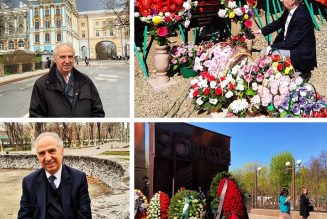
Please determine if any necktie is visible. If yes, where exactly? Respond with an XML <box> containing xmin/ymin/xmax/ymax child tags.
<box><xmin>49</xmin><ymin>175</ymin><xmax>57</xmax><ymax>190</ymax></box>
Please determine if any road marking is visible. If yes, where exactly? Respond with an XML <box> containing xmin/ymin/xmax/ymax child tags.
<box><xmin>19</xmin><ymin>83</ymin><xmax>34</xmax><ymax>90</ymax></box>
<box><xmin>93</xmin><ymin>77</ymin><xmax>119</xmax><ymax>82</ymax></box>
<box><xmin>97</xmin><ymin>74</ymin><xmax>123</xmax><ymax>79</ymax></box>
<box><xmin>89</xmin><ymin>66</ymin><xmax>101</xmax><ymax>77</ymax></box>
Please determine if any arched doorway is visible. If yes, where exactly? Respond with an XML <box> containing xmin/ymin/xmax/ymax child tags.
<box><xmin>81</xmin><ymin>46</ymin><xmax>88</xmax><ymax>58</ymax></box>
<box><xmin>95</xmin><ymin>41</ymin><xmax>117</xmax><ymax>60</ymax></box>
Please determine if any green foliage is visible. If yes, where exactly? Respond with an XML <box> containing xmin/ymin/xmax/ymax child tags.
<box><xmin>100</xmin><ymin>151</ymin><xmax>129</xmax><ymax>156</ymax></box>
<box><xmin>168</xmin><ymin>190</ymin><xmax>205</xmax><ymax>219</ymax></box>
<box><xmin>270</xmin><ymin>152</ymin><xmax>294</xmax><ymax>188</ymax></box>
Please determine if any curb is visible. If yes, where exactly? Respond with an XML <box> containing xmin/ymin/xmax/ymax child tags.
<box><xmin>0</xmin><ymin>71</ymin><xmax>48</xmax><ymax>86</ymax></box>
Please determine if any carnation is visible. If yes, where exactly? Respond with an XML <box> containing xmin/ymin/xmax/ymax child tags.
<box><xmin>209</xmin><ymin>98</ymin><xmax>218</xmax><ymax>105</ymax></box>
<box><xmin>225</xmin><ymin>90</ymin><xmax>234</xmax><ymax>98</ymax></box>
<box><xmin>229</xmin><ymin>99</ymin><xmax>249</xmax><ymax>114</ymax></box>
<box><xmin>228</xmin><ymin>1</ymin><xmax>238</xmax><ymax>9</ymax></box>
<box><xmin>233</xmin><ymin>8</ymin><xmax>243</xmax><ymax>16</ymax></box>
<box><xmin>218</xmin><ymin>9</ymin><xmax>227</xmax><ymax>18</ymax></box>
<box><xmin>196</xmin><ymin>97</ymin><xmax>204</xmax><ymax>105</ymax></box>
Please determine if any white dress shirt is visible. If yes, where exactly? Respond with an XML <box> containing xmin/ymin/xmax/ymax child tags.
<box><xmin>45</xmin><ymin>165</ymin><xmax>63</xmax><ymax>189</ymax></box>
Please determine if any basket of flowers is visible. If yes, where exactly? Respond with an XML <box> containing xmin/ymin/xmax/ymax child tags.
<box><xmin>168</xmin><ymin>189</ymin><xmax>206</xmax><ymax>219</ymax></box>
<box><xmin>149</xmin><ymin>191</ymin><xmax>170</xmax><ymax>219</ymax></box>
<box><xmin>135</xmin><ymin>189</ymin><xmax>148</xmax><ymax>219</ymax></box>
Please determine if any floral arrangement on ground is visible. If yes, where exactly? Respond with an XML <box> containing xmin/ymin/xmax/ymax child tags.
<box><xmin>168</xmin><ymin>189</ymin><xmax>206</xmax><ymax>219</ymax></box>
<box><xmin>149</xmin><ymin>191</ymin><xmax>170</xmax><ymax>219</ymax></box>
<box><xmin>135</xmin><ymin>189</ymin><xmax>148</xmax><ymax>219</ymax></box>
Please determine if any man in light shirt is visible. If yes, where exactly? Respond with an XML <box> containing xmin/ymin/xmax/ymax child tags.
<box><xmin>29</xmin><ymin>43</ymin><xmax>105</xmax><ymax>117</ymax></box>
<box><xmin>253</xmin><ymin>0</ymin><xmax>316</xmax><ymax>80</ymax></box>
<box><xmin>18</xmin><ymin>132</ymin><xmax>92</xmax><ymax>219</ymax></box>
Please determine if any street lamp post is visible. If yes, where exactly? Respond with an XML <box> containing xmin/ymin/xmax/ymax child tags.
<box><xmin>254</xmin><ymin>166</ymin><xmax>262</xmax><ymax>208</ymax></box>
<box><xmin>285</xmin><ymin>159</ymin><xmax>302</xmax><ymax>209</ymax></box>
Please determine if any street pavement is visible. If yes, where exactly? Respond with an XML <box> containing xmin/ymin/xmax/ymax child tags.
<box><xmin>0</xmin><ymin>60</ymin><xmax>129</xmax><ymax>117</ymax></box>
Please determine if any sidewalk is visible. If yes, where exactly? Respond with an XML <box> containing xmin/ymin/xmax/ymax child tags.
<box><xmin>0</xmin><ymin>68</ymin><xmax>48</xmax><ymax>86</ymax></box>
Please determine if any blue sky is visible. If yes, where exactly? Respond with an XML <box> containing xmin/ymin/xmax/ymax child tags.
<box><xmin>144</xmin><ymin>123</ymin><xmax>327</xmax><ymax>171</ymax></box>
<box><xmin>188</xmin><ymin>122</ymin><xmax>327</xmax><ymax>170</ymax></box>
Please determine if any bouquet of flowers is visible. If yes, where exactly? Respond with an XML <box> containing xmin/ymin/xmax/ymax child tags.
<box><xmin>227</xmin><ymin>33</ymin><xmax>247</xmax><ymax>49</ymax></box>
<box><xmin>170</xmin><ymin>44</ymin><xmax>200</xmax><ymax>70</ymax></box>
<box><xmin>168</xmin><ymin>190</ymin><xmax>206</xmax><ymax>218</ymax></box>
<box><xmin>149</xmin><ymin>191</ymin><xmax>170</xmax><ymax>219</ymax></box>
<box><xmin>135</xmin><ymin>0</ymin><xmax>198</xmax><ymax>45</ymax></box>
<box><xmin>135</xmin><ymin>189</ymin><xmax>148</xmax><ymax>219</ymax></box>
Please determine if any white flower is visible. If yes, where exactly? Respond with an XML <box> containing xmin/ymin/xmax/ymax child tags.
<box><xmin>209</xmin><ymin>98</ymin><xmax>218</xmax><ymax>105</ymax></box>
<box><xmin>263</xmin><ymin>79</ymin><xmax>269</xmax><ymax>87</ymax></box>
<box><xmin>196</xmin><ymin>97</ymin><xmax>204</xmax><ymax>105</ymax></box>
<box><xmin>225</xmin><ymin>90</ymin><xmax>234</xmax><ymax>98</ymax></box>
<box><xmin>218</xmin><ymin>9</ymin><xmax>227</xmax><ymax>18</ymax></box>
<box><xmin>164</xmin><ymin>12</ymin><xmax>171</xmax><ymax>17</ymax></box>
<box><xmin>221</xmin><ymin>80</ymin><xmax>228</xmax><ymax>88</ymax></box>
<box><xmin>188</xmin><ymin>89</ymin><xmax>194</xmax><ymax>98</ymax></box>
<box><xmin>289</xmin><ymin>82</ymin><xmax>297</xmax><ymax>91</ymax></box>
<box><xmin>236</xmin><ymin>83</ymin><xmax>244</xmax><ymax>91</ymax></box>
<box><xmin>199</xmin><ymin>79</ymin><xmax>208</xmax><ymax>88</ymax></box>
<box><xmin>139</xmin><ymin>17</ymin><xmax>147</xmax><ymax>22</ymax></box>
<box><xmin>243</xmin><ymin>5</ymin><xmax>249</xmax><ymax>13</ymax></box>
<box><xmin>229</xmin><ymin>99</ymin><xmax>249</xmax><ymax>114</ymax></box>
<box><xmin>183</xmin><ymin>2</ymin><xmax>192</xmax><ymax>10</ymax></box>
<box><xmin>251</xmin><ymin>95</ymin><xmax>261</xmax><ymax>105</ymax></box>
<box><xmin>228</xmin><ymin>1</ymin><xmax>238</xmax><ymax>9</ymax></box>
<box><xmin>193</xmin><ymin>1</ymin><xmax>198</xmax><ymax>7</ymax></box>
<box><xmin>190</xmin><ymin>79</ymin><xmax>198</xmax><ymax>86</ymax></box>
<box><xmin>252</xmin><ymin>82</ymin><xmax>258</xmax><ymax>91</ymax></box>
<box><xmin>210</xmin><ymin>81</ymin><xmax>217</xmax><ymax>89</ymax></box>
<box><xmin>184</xmin><ymin>19</ymin><xmax>190</xmax><ymax>28</ymax></box>
<box><xmin>134</xmin><ymin>12</ymin><xmax>140</xmax><ymax>17</ymax></box>
<box><xmin>295</xmin><ymin>76</ymin><xmax>303</xmax><ymax>85</ymax></box>
<box><xmin>305</xmin><ymin>84</ymin><xmax>313</xmax><ymax>92</ymax></box>
<box><xmin>233</xmin><ymin>8</ymin><xmax>243</xmax><ymax>16</ymax></box>
<box><xmin>275</xmin><ymin>72</ymin><xmax>282</xmax><ymax>79</ymax></box>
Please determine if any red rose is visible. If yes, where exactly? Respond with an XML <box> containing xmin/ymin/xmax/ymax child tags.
<box><xmin>174</xmin><ymin>15</ymin><xmax>182</xmax><ymax>21</ymax></box>
<box><xmin>138</xmin><ymin>6</ymin><xmax>151</xmax><ymax>17</ymax></box>
<box><xmin>272</xmin><ymin>54</ymin><xmax>280</xmax><ymax>62</ymax></box>
<box><xmin>277</xmin><ymin>63</ymin><xmax>283</xmax><ymax>71</ymax></box>
<box><xmin>157</xmin><ymin>26</ymin><xmax>169</xmax><ymax>37</ymax></box>
<box><xmin>204</xmin><ymin>87</ymin><xmax>210</xmax><ymax>96</ymax></box>
<box><xmin>215</xmin><ymin>88</ymin><xmax>223</xmax><ymax>96</ymax></box>
<box><xmin>233</xmin><ymin>35</ymin><xmax>239</xmax><ymax>41</ymax></box>
<box><xmin>241</xmin><ymin>35</ymin><xmax>246</xmax><ymax>43</ymax></box>
<box><xmin>244</xmin><ymin>20</ymin><xmax>252</xmax><ymax>28</ymax></box>
<box><xmin>193</xmin><ymin>90</ymin><xmax>199</xmax><ymax>97</ymax></box>
<box><xmin>164</xmin><ymin>16</ymin><xmax>171</xmax><ymax>23</ymax></box>
<box><xmin>228</xmin><ymin>83</ymin><xmax>234</xmax><ymax>91</ymax></box>
<box><xmin>220</xmin><ymin>76</ymin><xmax>226</xmax><ymax>81</ymax></box>
<box><xmin>207</xmin><ymin>75</ymin><xmax>215</xmax><ymax>82</ymax></box>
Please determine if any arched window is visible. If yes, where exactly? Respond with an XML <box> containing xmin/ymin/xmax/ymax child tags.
<box><xmin>45</xmin><ymin>33</ymin><xmax>50</xmax><ymax>42</ymax></box>
<box><xmin>8</xmin><ymin>41</ymin><xmax>15</xmax><ymax>50</ymax></box>
<box><xmin>34</xmin><ymin>8</ymin><xmax>39</xmax><ymax>17</ymax></box>
<box><xmin>56</xmin><ymin>8</ymin><xmax>60</xmax><ymax>15</ymax></box>
<box><xmin>45</xmin><ymin>19</ymin><xmax>50</xmax><ymax>29</ymax></box>
<box><xmin>0</xmin><ymin>42</ymin><xmax>4</xmax><ymax>50</ymax></box>
<box><xmin>56</xmin><ymin>19</ymin><xmax>61</xmax><ymax>28</ymax></box>
<box><xmin>35</xmin><ymin>20</ymin><xmax>40</xmax><ymax>30</ymax></box>
<box><xmin>9</xmin><ymin>25</ymin><xmax>14</xmax><ymax>35</ymax></box>
<box><xmin>45</xmin><ymin>8</ymin><xmax>50</xmax><ymax>16</ymax></box>
<box><xmin>18</xmin><ymin>41</ymin><xmax>25</xmax><ymax>48</ymax></box>
<box><xmin>18</xmin><ymin>24</ymin><xmax>24</xmax><ymax>34</ymax></box>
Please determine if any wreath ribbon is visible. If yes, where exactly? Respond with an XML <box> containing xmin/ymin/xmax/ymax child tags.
<box><xmin>182</xmin><ymin>196</ymin><xmax>191</xmax><ymax>219</ymax></box>
<box><xmin>216</xmin><ymin>178</ymin><xmax>229</xmax><ymax>219</ymax></box>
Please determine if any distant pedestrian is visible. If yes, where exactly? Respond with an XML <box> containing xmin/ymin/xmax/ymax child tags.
<box><xmin>75</xmin><ymin>56</ymin><xmax>79</xmax><ymax>65</ymax></box>
<box><xmin>279</xmin><ymin>188</ymin><xmax>291</xmax><ymax>219</ymax></box>
<box><xmin>84</xmin><ymin>56</ymin><xmax>89</xmax><ymax>66</ymax></box>
<box><xmin>46</xmin><ymin>57</ymin><xmax>51</xmax><ymax>68</ymax></box>
<box><xmin>300</xmin><ymin>188</ymin><xmax>310</xmax><ymax>219</ymax></box>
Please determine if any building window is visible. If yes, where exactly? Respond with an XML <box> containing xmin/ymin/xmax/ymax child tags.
<box><xmin>45</xmin><ymin>9</ymin><xmax>50</xmax><ymax>16</ymax></box>
<box><xmin>81</xmin><ymin>22</ymin><xmax>85</xmax><ymax>27</ymax></box>
<box><xmin>35</xmin><ymin>20</ymin><xmax>40</xmax><ymax>30</ymax></box>
<box><xmin>110</xmin><ymin>29</ymin><xmax>114</xmax><ymax>36</ymax></box>
<box><xmin>35</xmin><ymin>34</ymin><xmax>40</xmax><ymax>43</ymax></box>
<box><xmin>8</xmin><ymin>41</ymin><xmax>14</xmax><ymax>50</ymax></box>
<box><xmin>0</xmin><ymin>42</ymin><xmax>4</xmax><ymax>50</ymax></box>
<box><xmin>34</xmin><ymin>9</ymin><xmax>39</xmax><ymax>17</ymax></box>
<box><xmin>18</xmin><ymin>24</ymin><xmax>24</xmax><ymax>34</ymax></box>
<box><xmin>56</xmin><ymin>8</ymin><xmax>60</xmax><ymax>15</ymax></box>
<box><xmin>9</xmin><ymin>25</ymin><xmax>14</xmax><ymax>34</ymax></box>
<box><xmin>57</xmin><ymin>33</ymin><xmax>61</xmax><ymax>42</ymax></box>
<box><xmin>103</xmin><ymin>30</ymin><xmax>106</xmax><ymax>36</ymax></box>
<box><xmin>45</xmin><ymin>20</ymin><xmax>50</xmax><ymax>29</ymax></box>
<box><xmin>45</xmin><ymin>33</ymin><xmax>50</xmax><ymax>42</ymax></box>
<box><xmin>56</xmin><ymin>19</ymin><xmax>61</xmax><ymax>28</ymax></box>
<box><xmin>82</xmin><ymin>31</ymin><xmax>85</xmax><ymax>38</ymax></box>
<box><xmin>18</xmin><ymin>41</ymin><xmax>24</xmax><ymax>47</ymax></box>
<box><xmin>96</xmin><ymin>21</ymin><xmax>99</xmax><ymax>26</ymax></box>
<box><xmin>96</xmin><ymin>30</ymin><xmax>99</xmax><ymax>37</ymax></box>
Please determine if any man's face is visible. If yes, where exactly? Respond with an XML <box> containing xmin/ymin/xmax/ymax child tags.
<box><xmin>36</xmin><ymin>136</ymin><xmax>64</xmax><ymax>175</ymax></box>
<box><xmin>54</xmin><ymin>45</ymin><xmax>74</xmax><ymax>76</ymax></box>
<box><xmin>281</xmin><ymin>0</ymin><xmax>296</xmax><ymax>10</ymax></box>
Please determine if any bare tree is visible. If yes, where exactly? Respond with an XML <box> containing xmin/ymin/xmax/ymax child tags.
<box><xmin>102</xmin><ymin>0</ymin><xmax>129</xmax><ymax>29</ymax></box>
<box><xmin>0</xmin><ymin>0</ymin><xmax>12</xmax><ymax>39</ymax></box>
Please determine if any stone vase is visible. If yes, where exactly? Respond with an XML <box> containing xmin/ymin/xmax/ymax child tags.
<box><xmin>153</xmin><ymin>44</ymin><xmax>170</xmax><ymax>83</ymax></box>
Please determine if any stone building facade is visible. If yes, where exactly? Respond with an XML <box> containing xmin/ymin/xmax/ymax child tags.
<box><xmin>0</xmin><ymin>0</ymin><xmax>129</xmax><ymax>59</ymax></box>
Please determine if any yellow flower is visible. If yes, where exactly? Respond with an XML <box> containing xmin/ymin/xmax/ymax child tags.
<box><xmin>229</xmin><ymin>12</ymin><xmax>235</xmax><ymax>19</ymax></box>
<box><xmin>244</xmin><ymin>14</ymin><xmax>249</xmax><ymax>20</ymax></box>
<box><xmin>152</xmin><ymin>16</ymin><xmax>162</xmax><ymax>25</ymax></box>
<box><xmin>272</xmin><ymin>62</ymin><xmax>278</xmax><ymax>69</ymax></box>
<box><xmin>285</xmin><ymin>67</ymin><xmax>290</xmax><ymax>75</ymax></box>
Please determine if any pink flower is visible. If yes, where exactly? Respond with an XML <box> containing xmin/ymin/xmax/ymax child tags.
<box><xmin>175</xmin><ymin>15</ymin><xmax>182</xmax><ymax>21</ymax></box>
<box><xmin>244</xmin><ymin>20</ymin><xmax>252</xmax><ymax>28</ymax></box>
<box><xmin>244</xmin><ymin>74</ymin><xmax>252</xmax><ymax>83</ymax></box>
<box><xmin>252</xmin><ymin>65</ymin><xmax>259</xmax><ymax>73</ymax></box>
<box><xmin>242</xmin><ymin>65</ymin><xmax>250</xmax><ymax>73</ymax></box>
<box><xmin>180</xmin><ymin>57</ymin><xmax>187</xmax><ymax>64</ymax></box>
<box><xmin>158</xmin><ymin>26</ymin><xmax>168</xmax><ymax>37</ymax></box>
<box><xmin>273</xmin><ymin>95</ymin><xmax>284</xmax><ymax>107</ymax></box>
<box><xmin>261</xmin><ymin>93</ymin><xmax>273</xmax><ymax>106</ymax></box>
<box><xmin>171</xmin><ymin>59</ymin><xmax>177</xmax><ymax>64</ymax></box>
<box><xmin>164</xmin><ymin>16</ymin><xmax>171</xmax><ymax>23</ymax></box>
<box><xmin>265</xmin><ymin>68</ymin><xmax>274</xmax><ymax>78</ymax></box>
<box><xmin>270</xmin><ymin>80</ymin><xmax>279</xmax><ymax>90</ymax></box>
<box><xmin>271</xmin><ymin>88</ymin><xmax>278</xmax><ymax>95</ymax></box>
<box><xmin>279</xmin><ymin>86</ymin><xmax>289</xmax><ymax>96</ymax></box>
<box><xmin>256</xmin><ymin>74</ymin><xmax>263</xmax><ymax>82</ymax></box>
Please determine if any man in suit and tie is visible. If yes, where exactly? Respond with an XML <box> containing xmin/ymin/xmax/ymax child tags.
<box><xmin>29</xmin><ymin>42</ymin><xmax>105</xmax><ymax>117</ymax></box>
<box><xmin>253</xmin><ymin>0</ymin><xmax>317</xmax><ymax>80</ymax></box>
<box><xmin>18</xmin><ymin>132</ymin><xmax>92</xmax><ymax>219</ymax></box>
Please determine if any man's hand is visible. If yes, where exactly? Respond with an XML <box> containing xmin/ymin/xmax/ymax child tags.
<box><xmin>253</xmin><ymin>29</ymin><xmax>261</xmax><ymax>34</ymax></box>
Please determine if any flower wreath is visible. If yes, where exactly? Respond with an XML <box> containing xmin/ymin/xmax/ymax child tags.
<box><xmin>209</xmin><ymin>172</ymin><xmax>248</xmax><ymax>219</ymax></box>
<box><xmin>168</xmin><ymin>189</ymin><xmax>206</xmax><ymax>218</ymax></box>
<box><xmin>149</xmin><ymin>191</ymin><xmax>170</xmax><ymax>219</ymax></box>
<box><xmin>135</xmin><ymin>189</ymin><xmax>148</xmax><ymax>219</ymax></box>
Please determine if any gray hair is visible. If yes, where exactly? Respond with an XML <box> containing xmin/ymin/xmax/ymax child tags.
<box><xmin>35</xmin><ymin>132</ymin><xmax>64</xmax><ymax>151</ymax></box>
<box><xmin>53</xmin><ymin>42</ymin><xmax>75</xmax><ymax>57</ymax></box>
